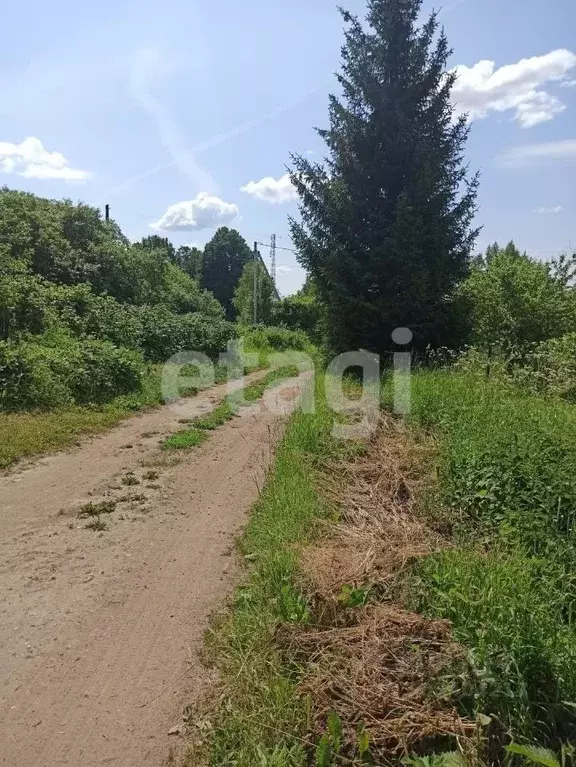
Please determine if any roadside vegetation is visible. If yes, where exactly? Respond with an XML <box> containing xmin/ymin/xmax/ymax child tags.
<box><xmin>183</xmin><ymin>374</ymin><xmax>339</xmax><ymax>766</ymax></box>
<box><xmin>398</xmin><ymin>369</ymin><xmax>576</xmax><ymax>753</ymax></box>
<box><xmin>0</xmin><ymin>185</ymin><xmax>310</xmax><ymax>467</ymax></box>
<box><xmin>0</xmin><ymin>360</ymin><xmax>246</xmax><ymax>469</ymax></box>
<box><xmin>177</xmin><ymin>0</ymin><xmax>576</xmax><ymax>762</ymax></box>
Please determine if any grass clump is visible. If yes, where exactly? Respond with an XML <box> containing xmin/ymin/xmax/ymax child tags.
<box><xmin>121</xmin><ymin>473</ymin><xmax>140</xmax><ymax>486</ymax></box>
<box><xmin>193</xmin><ymin>401</ymin><xmax>235</xmax><ymax>430</ymax></box>
<box><xmin>162</xmin><ymin>428</ymin><xmax>207</xmax><ymax>451</ymax></box>
<box><xmin>78</xmin><ymin>500</ymin><xmax>117</xmax><ymax>517</ymax></box>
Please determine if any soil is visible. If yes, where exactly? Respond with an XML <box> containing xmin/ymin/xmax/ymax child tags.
<box><xmin>0</xmin><ymin>372</ymin><xmax>302</xmax><ymax>766</ymax></box>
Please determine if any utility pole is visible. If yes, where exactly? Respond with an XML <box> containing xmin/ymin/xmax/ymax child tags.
<box><xmin>104</xmin><ymin>204</ymin><xmax>110</xmax><ymax>222</ymax></box>
<box><xmin>253</xmin><ymin>242</ymin><xmax>258</xmax><ymax>325</ymax></box>
<box><xmin>270</xmin><ymin>234</ymin><xmax>277</xmax><ymax>288</ymax></box>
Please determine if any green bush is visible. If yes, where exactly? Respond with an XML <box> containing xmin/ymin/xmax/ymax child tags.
<box><xmin>138</xmin><ymin>307</ymin><xmax>236</xmax><ymax>362</ymax></box>
<box><xmin>240</xmin><ymin>325</ymin><xmax>310</xmax><ymax>352</ymax></box>
<box><xmin>0</xmin><ymin>335</ymin><xmax>143</xmax><ymax>411</ymax></box>
<box><xmin>409</xmin><ymin>547</ymin><xmax>576</xmax><ymax>741</ymax></box>
<box><xmin>515</xmin><ymin>333</ymin><xmax>576</xmax><ymax>402</ymax></box>
<box><xmin>446</xmin><ymin>335</ymin><xmax>576</xmax><ymax>404</ymax></box>
<box><xmin>272</xmin><ymin>294</ymin><xmax>322</xmax><ymax>343</ymax></box>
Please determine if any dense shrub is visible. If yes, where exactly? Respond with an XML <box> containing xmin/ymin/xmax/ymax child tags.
<box><xmin>272</xmin><ymin>294</ymin><xmax>322</xmax><ymax>343</ymax></box>
<box><xmin>0</xmin><ymin>274</ymin><xmax>52</xmax><ymax>340</ymax></box>
<box><xmin>0</xmin><ymin>274</ymin><xmax>235</xmax><ymax>364</ymax></box>
<box><xmin>0</xmin><ymin>334</ymin><xmax>144</xmax><ymax>411</ymax></box>
<box><xmin>460</xmin><ymin>243</ymin><xmax>576</xmax><ymax>351</ymax></box>
<box><xmin>240</xmin><ymin>325</ymin><xmax>310</xmax><ymax>352</ymax></box>
<box><xmin>516</xmin><ymin>333</ymin><xmax>576</xmax><ymax>402</ymax></box>
<box><xmin>444</xmin><ymin>334</ymin><xmax>576</xmax><ymax>403</ymax></box>
<box><xmin>138</xmin><ymin>307</ymin><xmax>237</xmax><ymax>362</ymax></box>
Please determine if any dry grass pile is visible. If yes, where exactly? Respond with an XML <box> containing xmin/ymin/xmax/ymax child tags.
<box><xmin>300</xmin><ymin>414</ymin><xmax>444</xmax><ymax>604</ymax></box>
<box><xmin>290</xmin><ymin>415</ymin><xmax>475</xmax><ymax>757</ymax></box>
<box><xmin>281</xmin><ymin>604</ymin><xmax>474</xmax><ymax>753</ymax></box>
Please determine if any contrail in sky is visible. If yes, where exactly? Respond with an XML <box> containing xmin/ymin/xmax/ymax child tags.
<box><xmin>110</xmin><ymin>80</ymin><xmax>327</xmax><ymax>197</ymax></box>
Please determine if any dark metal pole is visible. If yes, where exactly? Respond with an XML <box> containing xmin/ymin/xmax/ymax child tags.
<box><xmin>253</xmin><ymin>242</ymin><xmax>258</xmax><ymax>325</ymax></box>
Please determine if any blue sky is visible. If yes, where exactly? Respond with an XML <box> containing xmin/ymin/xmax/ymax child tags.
<box><xmin>1</xmin><ymin>0</ymin><xmax>575</xmax><ymax>295</ymax></box>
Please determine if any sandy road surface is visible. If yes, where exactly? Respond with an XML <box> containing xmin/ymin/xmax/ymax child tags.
<box><xmin>0</xmin><ymin>372</ymin><xmax>303</xmax><ymax>766</ymax></box>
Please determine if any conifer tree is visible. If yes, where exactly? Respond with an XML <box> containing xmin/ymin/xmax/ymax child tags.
<box><xmin>290</xmin><ymin>0</ymin><xmax>479</xmax><ymax>354</ymax></box>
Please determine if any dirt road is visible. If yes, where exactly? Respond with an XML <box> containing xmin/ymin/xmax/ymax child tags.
<box><xmin>0</xmin><ymin>372</ymin><xmax>302</xmax><ymax>766</ymax></box>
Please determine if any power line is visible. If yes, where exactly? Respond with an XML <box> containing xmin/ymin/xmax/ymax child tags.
<box><xmin>256</xmin><ymin>241</ymin><xmax>298</xmax><ymax>255</ymax></box>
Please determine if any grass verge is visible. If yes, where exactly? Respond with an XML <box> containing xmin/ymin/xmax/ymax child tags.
<box><xmin>183</xmin><ymin>373</ymin><xmax>340</xmax><ymax>766</ymax></box>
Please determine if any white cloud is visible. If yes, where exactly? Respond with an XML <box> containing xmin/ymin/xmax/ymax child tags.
<box><xmin>240</xmin><ymin>173</ymin><xmax>297</xmax><ymax>204</ymax></box>
<box><xmin>151</xmin><ymin>193</ymin><xmax>239</xmax><ymax>231</ymax></box>
<box><xmin>534</xmin><ymin>205</ymin><xmax>564</xmax><ymax>214</ymax></box>
<box><xmin>277</xmin><ymin>265</ymin><xmax>293</xmax><ymax>275</ymax></box>
<box><xmin>498</xmin><ymin>139</ymin><xmax>576</xmax><ymax>166</ymax></box>
<box><xmin>452</xmin><ymin>49</ymin><xmax>576</xmax><ymax>128</ymax></box>
<box><xmin>0</xmin><ymin>137</ymin><xmax>91</xmax><ymax>181</ymax></box>
<box><xmin>561</xmin><ymin>79</ymin><xmax>576</xmax><ymax>88</ymax></box>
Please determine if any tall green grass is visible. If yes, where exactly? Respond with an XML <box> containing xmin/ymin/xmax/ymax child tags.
<box><xmin>397</xmin><ymin>372</ymin><xmax>576</xmax><ymax>748</ymax></box>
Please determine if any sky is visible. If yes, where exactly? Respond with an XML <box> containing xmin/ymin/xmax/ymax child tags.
<box><xmin>1</xmin><ymin>0</ymin><xmax>575</xmax><ymax>296</ymax></box>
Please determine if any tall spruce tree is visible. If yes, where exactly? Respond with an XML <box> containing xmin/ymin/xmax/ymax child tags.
<box><xmin>290</xmin><ymin>0</ymin><xmax>479</xmax><ymax>354</ymax></box>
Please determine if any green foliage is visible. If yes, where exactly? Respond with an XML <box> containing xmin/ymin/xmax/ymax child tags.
<box><xmin>401</xmin><ymin>371</ymin><xmax>576</xmax><ymax>745</ymax></box>
<box><xmin>162</xmin><ymin>427</ymin><xmax>207</xmax><ymax>450</ymax></box>
<box><xmin>273</xmin><ymin>291</ymin><xmax>323</xmax><ymax>343</ymax></box>
<box><xmin>404</xmin><ymin>752</ymin><xmax>465</xmax><ymax>767</ymax></box>
<box><xmin>461</xmin><ymin>243</ymin><xmax>576</xmax><ymax>351</ymax></box>
<box><xmin>241</xmin><ymin>325</ymin><xmax>311</xmax><ymax>352</ymax></box>
<box><xmin>234</xmin><ymin>260</ymin><xmax>276</xmax><ymax>325</ymax></box>
<box><xmin>446</xmin><ymin>332</ymin><xmax>576</xmax><ymax>404</ymax></box>
<box><xmin>202</xmin><ymin>227</ymin><xmax>253</xmax><ymax>319</ymax></box>
<box><xmin>136</xmin><ymin>306</ymin><xmax>235</xmax><ymax>362</ymax></box>
<box><xmin>506</xmin><ymin>743</ymin><xmax>575</xmax><ymax>767</ymax></box>
<box><xmin>0</xmin><ymin>334</ymin><xmax>143</xmax><ymax>411</ymax></box>
<box><xmin>513</xmin><ymin>333</ymin><xmax>576</xmax><ymax>401</ymax></box>
<box><xmin>173</xmin><ymin>245</ymin><xmax>203</xmax><ymax>281</ymax></box>
<box><xmin>138</xmin><ymin>234</ymin><xmax>175</xmax><ymax>261</ymax></box>
<box><xmin>290</xmin><ymin>0</ymin><xmax>478</xmax><ymax>354</ymax></box>
<box><xmin>337</xmin><ymin>583</ymin><xmax>370</xmax><ymax>608</ymax></box>
<box><xmin>193</xmin><ymin>401</ymin><xmax>235</xmax><ymax>430</ymax></box>
<box><xmin>0</xmin><ymin>188</ymin><xmax>235</xmax><ymax>415</ymax></box>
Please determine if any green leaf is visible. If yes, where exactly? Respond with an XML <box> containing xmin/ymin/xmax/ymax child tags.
<box><xmin>315</xmin><ymin>735</ymin><xmax>332</xmax><ymax>767</ymax></box>
<box><xmin>327</xmin><ymin>711</ymin><xmax>342</xmax><ymax>753</ymax></box>
<box><xmin>506</xmin><ymin>744</ymin><xmax>561</xmax><ymax>767</ymax></box>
